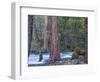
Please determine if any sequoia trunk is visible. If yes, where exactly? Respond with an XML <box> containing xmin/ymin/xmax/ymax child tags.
<box><xmin>50</xmin><ymin>16</ymin><xmax>60</xmax><ymax>62</ymax></box>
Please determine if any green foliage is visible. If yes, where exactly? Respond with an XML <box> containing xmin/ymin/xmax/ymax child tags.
<box><xmin>29</xmin><ymin>15</ymin><xmax>87</xmax><ymax>53</ymax></box>
<box><xmin>58</xmin><ymin>16</ymin><xmax>87</xmax><ymax>52</ymax></box>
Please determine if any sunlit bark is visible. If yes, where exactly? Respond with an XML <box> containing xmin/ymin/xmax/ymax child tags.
<box><xmin>43</xmin><ymin>16</ymin><xmax>48</xmax><ymax>51</ymax></box>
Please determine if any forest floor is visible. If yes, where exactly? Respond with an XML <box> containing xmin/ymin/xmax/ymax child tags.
<box><xmin>28</xmin><ymin>59</ymin><xmax>85</xmax><ymax>67</ymax></box>
<box><xmin>48</xmin><ymin>59</ymin><xmax>85</xmax><ymax>66</ymax></box>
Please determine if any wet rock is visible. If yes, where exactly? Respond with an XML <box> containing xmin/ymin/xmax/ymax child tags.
<box><xmin>78</xmin><ymin>55</ymin><xmax>84</xmax><ymax>64</ymax></box>
<box><xmin>72</xmin><ymin>59</ymin><xmax>78</xmax><ymax>64</ymax></box>
<box><xmin>78</xmin><ymin>55</ymin><xmax>84</xmax><ymax>61</ymax></box>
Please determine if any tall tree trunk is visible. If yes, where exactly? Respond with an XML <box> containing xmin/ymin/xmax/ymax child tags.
<box><xmin>28</xmin><ymin>15</ymin><xmax>33</xmax><ymax>57</ymax></box>
<box><xmin>50</xmin><ymin>16</ymin><xmax>60</xmax><ymax>62</ymax></box>
<box><xmin>43</xmin><ymin>16</ymin><xmax>48</xmax><ymax>51</ymax></box>
<box><xmin>34</xmin><ymin>16</ymin><xmax>40</xmax><ymax>41</ymax></box>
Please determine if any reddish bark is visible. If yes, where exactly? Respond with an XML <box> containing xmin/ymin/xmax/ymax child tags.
<box><xmin>50</xmin><ymin>16</ymin><xmax>60</xmax><ymax>62</ymax></box>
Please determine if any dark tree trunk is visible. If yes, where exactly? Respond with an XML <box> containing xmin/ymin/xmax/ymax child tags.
<box><xmin>28</xmin><ymin>15</ymin><xmax>33</xmax><ymax>57</ymax></box>
<box><xmin>84</xmin><ymin>18</ymin><xmax>88</xmax><ymax>63</ymax></box>
<box><xmin>50</xmin><ymin>16</ymin><xmax>60</xmax><ymax>62</ymax></box>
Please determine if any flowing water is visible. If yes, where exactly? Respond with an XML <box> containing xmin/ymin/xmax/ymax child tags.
<box><xmin>28</xmin><ymin>52</ymin><xmax>73</xmax><ymax>66</ymax></box>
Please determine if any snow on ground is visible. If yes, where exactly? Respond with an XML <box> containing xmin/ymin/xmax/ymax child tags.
<box><xmin>28</xmin><ymin>52</ymin><xmax>73</xmax><ymax>65</ymax></box>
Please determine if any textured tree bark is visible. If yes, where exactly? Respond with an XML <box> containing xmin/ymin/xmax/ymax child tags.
<box><xmin>43</xmin><ymin>16</ymin><xmax>48</xmax><ymax>51</ymax></box>
<box><xmin>50</xmin><ymin>16</ymin><xmax>60</xmax><ymax>62</ymax></box>
<box><xmin>28</xmin><ymin>15</ymin><xmax>33</xmax><ymax>57</ymax></box>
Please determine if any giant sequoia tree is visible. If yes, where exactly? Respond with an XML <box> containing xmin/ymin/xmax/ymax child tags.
<box><xmin>50</xmin><ymin>16</ymin><xmax>60</xmax><ymax>62</ymax></box>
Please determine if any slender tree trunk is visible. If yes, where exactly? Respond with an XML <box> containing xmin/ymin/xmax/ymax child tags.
<box><xmin>28</xmin><ymin>15</ymin><xmax>33</xmax><ymax>57</ymax></box>
<box><xmin>43</xmin><ymin>16</ymin><xmax>48</xmax><ymax>51</ymax></box>
<box><xmin>50</xmin><ymin>16</ymin><xmax>60</xmax><ymax>62</ymax></box>
<box><xmin>34</xmin><ymin>16</ymin><xmax>40</xmax><ymax>41</ymax></box>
